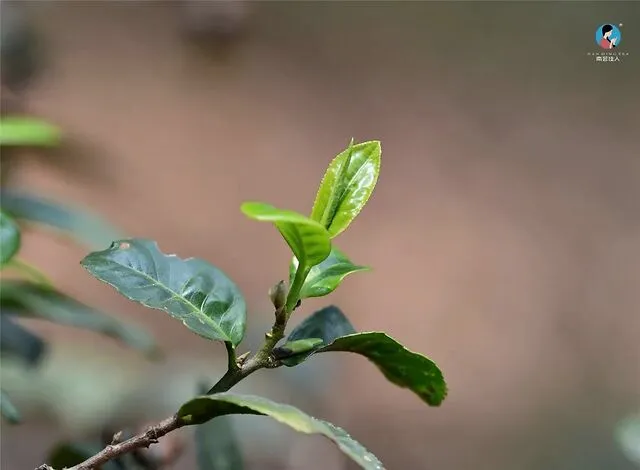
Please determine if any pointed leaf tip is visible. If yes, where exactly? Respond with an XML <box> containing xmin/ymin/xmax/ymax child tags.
<box><xmin>311</xmin><ymin>141</ymin><xmax>381</xmax><ymax>238</ymax></box>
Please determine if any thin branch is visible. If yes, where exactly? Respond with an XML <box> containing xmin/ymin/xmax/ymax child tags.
<box><xmin>66</xmin><ymin>414</ymin><xmax>183</xmax><ymax>470</ymax></box>
<box><xmin>38</xmin><ymin>305</ymin><xmax>292</xmax><ymax>470</ymax></box>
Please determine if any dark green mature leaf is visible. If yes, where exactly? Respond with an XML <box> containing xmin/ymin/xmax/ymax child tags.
<box><xmin>289</xmin><ymin>246</ymin><xmax>369</xmax><ymax>299</ymax></box>
<box><xmin>0</xmin><ymin>210</ymin><xmax>21</xmax><ymax>265</ymax></box>
<box><xmin>179</xmin><ymin>393</ymin><xmax>384</xmax><ymax>470</ymax></box>
<box><xmin>240</xmin><ymin>202</ymin><xmax>331</xmax><ymax>267</ymax></box>
<box><xmin>0</xmin><ymin>117</ymin><xmax>62</xmax><ymax>147</ymax></box>
<box><xmin>81</xmin><ymin>239</ymin><xmax>246</xmax><ymax>346</ymax></box>
<box><xmin>273</xmin><ymin>306</ymin><xmax>446</xmax><ymax>406</ymax></box>
<box><xmin>320</xmin><ymin>333</ymin><xmax>447</xmax><ymax>406</ymax></box>
<box><xmin>277</xmin><ymin>306</ymin><xmax>356</xmax><ymax>366</ymax></box>
<box><xmin>1</xmin><ymin>389</ymin><xmax>21</xmax><ymax>424</ymax></box>
<box><xmin>0</xmin><ymin>190</ymin><xmax>124</xmax><ymax>249</ymax></box>
<box><xmin>0</xmin><ymin>313</ymin><xmax>47</xmax><ymax>365</ymax></box>
<box><xmin>310</xmin><ymin>141</ymin><xmax>381</xmax><ymax>238</ymax></box>
<box><xmin>1</xmin><ymin>280</ymin><xmax>159</xmax><ymax>357</ymax></box>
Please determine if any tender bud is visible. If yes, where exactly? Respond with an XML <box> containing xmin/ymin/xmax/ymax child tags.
<box><xmin>268</xmin><ymin>280</ymin><xmax>287</xmax><ymax>312</ymax></box>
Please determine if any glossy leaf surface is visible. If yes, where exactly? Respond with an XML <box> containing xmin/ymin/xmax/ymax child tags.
<box><xmin>0</xmin><ymin>117</ymin><xmax>62</xmax><ymax>147</ymax></box>
<box><xmin>0</xmin><ymin>190</ymin><xmax>124</xmax><ymax>249</ymax></box>
<box><xmin>1</xmin><ymin>280</ymin><xmax>158</xmax><ymax>357</ymax></box>
<box><xmin>81</xmin><ymin>239</ymin><xmax>246</xmax><ymax>346</ymax></box>
<box><xmin>0</xmin><ymin>390</ymin><xmax>21</xmax><ymax>424</ymax></box>
<box><xmin>0</xmin><ymin>313</ymin><xmax>47</xmax><ymax>365</ymax></box>
<box><xmin>179</xmin><ymin>393</ymin><xmax>384</xmax><ymax>470</ymax></box>
<box><xmin>0</xmin><ymin>210</ymin><xmax>21</xmax><ymax>265</ymax></box>
<box><xmin>320</xmin><ymin>333</ymin><xmax>447</xmax><ymax>406</ymax></box>
<box><xmin>279</xmin><ymin>305</ymin><xmax>356</xmax><ymax>366</ymax></box>
<box><xmin>310</xmin><ymin>141</ymin><xmax>381</xmax><ymax>238</ymax></box>
<box><xmin>289</xmin><ymin>246</ymin><xmax>369</xmax><ymax>299</ymax></box>
<box><xmin>240</xmin><ymin>202</ymin><xmax>331</xmax><ymax>267</ymax></box>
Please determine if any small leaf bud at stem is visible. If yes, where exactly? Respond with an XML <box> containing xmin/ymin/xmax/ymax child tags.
<box><xmin>269</xmin><ymin>280</ymin><xmax>287</xmax><ymax>311</ymax></box>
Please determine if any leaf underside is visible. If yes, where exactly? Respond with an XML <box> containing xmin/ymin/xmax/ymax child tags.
<box><xmin>179</xmin><ymin>393</ymin><xmax>385</xmax><ymax>470</ymax></box>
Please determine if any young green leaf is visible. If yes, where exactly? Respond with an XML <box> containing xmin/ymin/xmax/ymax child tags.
<box><xmin>277</xmin><ymin>305</ymin><xmax>356</xmax><ymax>365</ymax></box>
<box><xmin>319</xmin><ymin>333</ymin><xmax>447</xmax><ymax>406</ymax></box>
<box><xmin>310</xmin><ymin>141</ymin><xmax>381</xmax><ymax>238</ymax></box>
<box><xmin>1</xmin><ymin>280</ymin><xmax>159</xmax><ymax>357</ymax></box>
<box><xmin>289</xmin><ymin>246</ymin><xmax>369</xmax><ymax>299</ymax></box>
<box><xmin>0</xmin><ymin>210</ymin><xmax>21</xmax><ymax>265</ymax></box>
<box><xmin>179</xmin><ymin>393</ymin><xmax>384</xmax><ymax>470</ymax></box>
<box><xmin>0</xmin><ymin>313</ymin><xmax>47</xmax><ymax>366</ymax></box>
<box><xmin>0</xmin><ymin>390</ymin><xmax>21</xmax><ymax>424</ymax></box>
<box><xmin>0</xmin><ymin>190</ymin><xmax>124</xmax><ymax>249</ymax></box>
<box><xmin>240</xmin><ymin>202</ymin><xmax>331</xmax><ymax>267</ymax></box>
<box><xmin>81</xmin><ymin>239</ymin><xmax>246</xmax><ymax>346</ymax></box>
<box><xmin>0</xmin><ymin>116</ymin><xmax>62</xmax><ymax>147</ymax></box>
<box><xmin>272</xmin><ymin>338</ymin><xmax>324</xmax><ymax>361</ymax></box>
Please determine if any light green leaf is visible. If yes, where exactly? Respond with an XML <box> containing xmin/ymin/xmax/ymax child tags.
<box><xmin>0</xmin><ymin>210</ymin><xmax>21</xmax><ymax>265</ymax></box>
<box><xmin>0</xmin><ymin>313</ymin><xmax>47</xmax><ymax>365</ymax></box>
<box><xmin>320</xmin><ymin>333</ymin><xmax>447</xmax><ymax>406</ymax></box>
<box><xmin>289</xmin><ymin>246</ymin><xmax>369</xmax><ymax>299</ymax></box>
<box><xmin>0</xmin><ymin>116</ymin><xmax>62</xmax><ymax>147</ymax></box>
<box><xmin>0</xmin><ymin>190</ymin><xmax>124</xmax><ymax>249</ymax></box>
<box><xmin>81</xmin><ymin>239</ymin><xmax>247</xmax><ymax>346</ymax></box>
<box><xmin>241</xmin><ymin>202</ymin><xmax>331</xmax><ymax>267</ymax></box>
<box><xmin>277</xmin><ymin>306</ymin><xmax>356</xmax><ymax>366</ymax></box>
<box><xmin>0</xmin><ymin>390</ymin><xmax>21</xmax><ymax>424</ymax></box>
<box><xmin>273</xmin><ymin>338</ymin><xmax>324</xmax><ymax>362</ymax></box>
<box><xmin>1</xmin><ymin>280</ymin><xmax>159</xmax><ymax>357</ymax></box>
<box><xmin>179</xmin><ymin>393</ymin><xmax>384</xmax><ymax>470</ymax></box>
<box><xmin>310</xmin><ymin>141</ymin><xmax>381</xmax><ymax>238</ymax></box>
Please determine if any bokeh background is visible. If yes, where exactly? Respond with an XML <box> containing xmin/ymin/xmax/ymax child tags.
<box><xmin>2</xmin><ymin>1</ymin><xmax>640</xmax><ymax>469</ymax></box>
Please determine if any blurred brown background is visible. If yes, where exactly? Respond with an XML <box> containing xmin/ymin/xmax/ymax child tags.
<box><xmin>2</xmin><ymin>1</ymin><xmax>640</xmax><ymax>469</ymax></box>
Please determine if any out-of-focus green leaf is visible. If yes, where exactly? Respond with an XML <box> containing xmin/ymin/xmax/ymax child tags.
<box><xmin>0</xmin><ymin>190</ymin><xmax>125</xmax><ymax>249</ymax></box>
<box><xmin>0</xmin><ymin>116</ymin><xmax>62</xmax><ymax>147</ymax></box>
<box><xmin>616</xmin><ymin>413</ymin><xmax>640</xmax><ymax>465</ymax></box>
<box><xmin>179</xmin><ymin>393</ymin><xmax>384</xmax><ymax>470</ymax></box>
<box><xmin>1</xmin><ymin>280</ymin><xmax>159</xmax><ymax>358</ymax></box>
<box><xmin>0</xmin><ymin>313</ymin><xmax>47</xmax><ymax>365</ymax></box>
<box><xmin>2</xmin><ymin>257</ymin><xmax>53</xmax><ymax>287</ymax></box>
<box><xmin>310</xmin><ymin>141</ymin><xmax>381</xmax><ymax>238</ymax></box>
<box><xmin>81</xmin><ymin>239</ymin><xmax>246</xmax><ymax>346</ymax></box>
<box><xmin>0</xmin><ymin>210</ymin><xmax>21</xmax><ymax>265</ymax></box>
<box><xmin>289</xmin><ymin>246</ymin><xmax>369</xmax><ymax>300</ymax></box>
<box><xmin>196</xmin><ymin>416</ymin><xmax>245</xmax><ymax>470</ymax></box>
<box><xmin>48</xmin><ymin>442</ymin><xmax>123</xmax><ymax>470</ymax></box>
<box><xmin>195</xmin><ymin>382</ymin><xmax>244</xmax><ymax>470</ymax></box>
<box><xmin>1</xmin><ymin>389</ymin><xmax>21</xmax><ymax>424</ymax></box>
